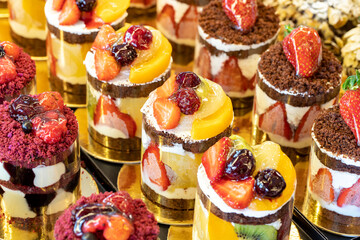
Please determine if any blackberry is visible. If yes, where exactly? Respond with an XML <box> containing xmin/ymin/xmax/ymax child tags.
<box><xmin>76</xmin><ymin>0</ymin><xmax>97</xmax><ymax>12</ymax></box>
<box><xmin>224</xmin><ymin>149</ymin><xmax>255</xmax><ymax>180</ymax></box>
<box><xmin>176</xmin><ymin>72</ymin><xmax>201</xmax><ymax>88</ymax></box>
<box><xmin>172</xmin><ymin>88</ymin><xmax>201</xmax><ymax>115</ymax></box>
<box><xmin>255</xmin><ymin>169</ymin><xmax>286</xmax><ymax>198</ymax></box>
<box><xmin>111</xmin><ymin>43</ymin><xmax>137</xmax><ymax>66</ymax></box>
<box><xmin>9</xmin><ymin>95</ymin><xmax>43</xmax><ymax>122</ymax></box>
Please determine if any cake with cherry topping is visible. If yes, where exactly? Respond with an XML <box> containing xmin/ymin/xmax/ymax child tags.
<box><xmin>85</xmin><ymin>24</ymin><xmax>172</xmax><ymax>153</ymax></box>
<box><xmin>140</xmin><ymin>71</ymin><xmax>233</xmax><ymax>210</ymax></box>
<box><xmin>194</xmin><ymin>0</ymin><xmax>279</xmax><ymax>108</ymax></box>
<box><xmin>304</xmin><ymin>71</ymin><xmax>360</xmax><ymax>236</ymax></box>
<box><xmin>54</xmin><ymin>191</ymin><xmax>159</xmax><ymax>240</ymax></box>
<box><xmin>252</xmin><ymin>26</ymin><xmax>342</xmax><ymax>160</ymax></box>
<box><xmin>45</xmin><ymin>0</ymin><xmax>129</xmax><ymax>106</ymax></box>
<box><xmin>0</xmin><ymin>41</ymin><xmax>36</xmax><ymax>104</ymax></box>
<box><xmin>193</xmin><ymin>136</ymin><xmax>296</xmax><ymax>240</ymax></box>
<box><xmin>0</xmin><ymin>92</ymin><xmax>80</xmax><ymax>239</ymax></box>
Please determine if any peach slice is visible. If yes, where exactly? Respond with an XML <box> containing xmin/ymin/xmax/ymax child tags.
<box><xmin>95</xmin><ymin>0</ymin><xmax>130</xmax><ymax>23</ymax></box>
<box><xmin>208</xmin><ymin>211</ymin><xmax>238</xmax><ymax>240</ymax></box>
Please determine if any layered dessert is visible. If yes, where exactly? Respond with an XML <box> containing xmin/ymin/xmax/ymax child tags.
<box><xmin>194</xmin><ymin>0</ymin><xmax>279</xmax><ymax>108</ymax></box>
<box><xmin>45</xmin><ymin>0</ymin><xmax>129</xmax><ymax>106</ymax></box>
<box><xmin>8</xmin><ymin>0</ymin><xmax>46</xmax><ymax>56</ymax></box>
<box><xmin>304</xmin><ymin>72</ymin><xmax>360</xmax><ymax>235</ymax></box>
<box><xmin>85</xmin><ymin>24</ymin><xmax>172</xmax><ymax>152</ymax></box>
<box><xmin>0</xmin><ymin>92</ymin><xmax>80</xmax><ymax>239</ymax></box>
<box><xmin>54</xmin><ymin>191</ymin><xmax>159</xmax><ymax>240</ymax></box>
<box><xmin>252</xmin><ymin>26</ymin><xmax>342</xmax><ymax>159</ymax></box>
<box><xmin>141</xmin><ymin>71</ymin><xmax>234</xmax><ymax>210</ymax></box>
<box><xmin>193</xmin><ymin>136</ymin><xmax>296</xmax><ymax>240</ymax></box>
<box><xmin>156</xmin><ymin>0</ymin><xmax>210</xmax><ymax>65</ymax></box>
<box><xmin>0</xmin><ymin>41</ymin><xmax>36</xmax><ymax>104</ymax></box>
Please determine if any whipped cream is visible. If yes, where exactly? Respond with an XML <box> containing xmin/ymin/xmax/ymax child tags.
<box><xmin>46</xmin><ymin>188</ymin><xmax>77</xmax><ymax>215</ymax></box>
<box><xmin>0</xmin><ymin>163</ymin><xmax>10</xmax><ymax>181</ymax></box>
<box><xmin>0</xmin><ymin>185</ymin><xmax>36</xmax><ymax>218</ymax></box>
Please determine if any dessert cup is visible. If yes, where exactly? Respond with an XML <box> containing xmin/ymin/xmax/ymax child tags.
<box><xmin>140</xmin><ymin>72</ymin><xmax>234</xmax><ymax>210</ymax></box>
<box><xmin>0</xmin><ymin>93</ymin><xmax>80</xmax><ymax>240</ymax></box>
<box><xmin>193</xmin><ymin>137</ymin><xmax>296</xmax><ymax>240</ymax></box>
<box><xmin>8</xmin><ymin>0</ymin><xmax>46</xmax><ymax>56</ymax></box>
<box><xmin>127</xmin><ymin>0</ymin><xmax>156</xmax><ymax>24</ymax></box>
<box><xmin>45</xmin><ymin>0</ymin><xmax>128</xmax><ymax>107</ymax></box>
<box><xmin>194</xmin><ymin>0</ymin><xmax>279</xmax><ymax>109</ymax></box>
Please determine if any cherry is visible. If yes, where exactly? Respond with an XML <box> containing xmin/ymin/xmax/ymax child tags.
<box><xmin>175</xmin><ymin>72</ymin><xmax>201</xmax><ymax>88</ymax></box>
<box><xmin>224</xmin><ymin>149</ymin><xmax>255</xmax><ymax>180</ymax></box>
<box><xmin>255</xmin><ymin>169</ymin><xmax>286</xmax><ymax>198</ymax></box>
<box><xmin>76</xmin><ymin>0</ymin><xmax>97</xmax><ymax>12</ymax></box>
<box><xmin>124</xmin><ymin>25</ymin><xmax>153</xmax><ymax>50</ymax></box>
<box><xmin>171</xmin><ymin>87</ymin><xmax>201</xmax><ymax>115</ymax></box>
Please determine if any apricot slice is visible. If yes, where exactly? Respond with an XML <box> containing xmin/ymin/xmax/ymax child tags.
<box><xmin>95</xmin><ymin>0</ymin><xmax>130</xmax><ymax>23</ymax></box>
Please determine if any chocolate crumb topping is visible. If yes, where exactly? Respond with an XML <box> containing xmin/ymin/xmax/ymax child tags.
<box><xmin>199</xmin><ymin>0</ymin><xmax>279</xmax><ymax>45</ymax></box>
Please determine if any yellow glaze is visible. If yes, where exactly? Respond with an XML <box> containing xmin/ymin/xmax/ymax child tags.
<box><xmin>95</xmin><ymin>0</ymin><xmax>130</xmax><ymax>23</ymax></box>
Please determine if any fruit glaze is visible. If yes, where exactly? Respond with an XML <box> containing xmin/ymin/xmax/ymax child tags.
<box><xmin>140</xmin><ymin>72</ymin><xmax>234</xmax><ymax>210</ymax></box>
<box><xmin>193</xmin><ymin>136</ymin><xmax>296</xmax><ymax>240</ymax></box>
<box><xmin>0</xmin><ymin>92</ymin><xmax>80</xmax><ymax>240</ymax></box>
<box><xmin>85</xmin><ymin>24</ymin><xmax>172</xmax><ymax>152</ymax></box>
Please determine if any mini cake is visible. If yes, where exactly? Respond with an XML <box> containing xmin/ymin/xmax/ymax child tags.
<box><xmin>54</xmin><ymin>191</ymin><xmax>159</xmax><ymax>240</ymax></box>
<box><xmin>85</xmin><ymin>24</ymin><xmax>172</xmax><ymax>152</ymax></box>
<box><xmin>156</xmin><ymin>0</ymin><xmax>210</xmax><ymax>65</ymax></box>
<box><xmin>127</xmin><ymin>0</ymin><xmax>156</xmax><ymax>23</ymax></box>
<box><xmin>252</xmin><ymin>26</ymin><xmax>342</xmax><ymax>159</ymax></box>
<box><xmin>0</xmin><ymin>41</ymin><xmax>36</xmax><ymax>104</ymax></box>
<box><xmin>194</xmin><ymin>0</ymin><xmax>279</xmax><ymax>108</ymax></box>
<box><xmin>0</xmin><ymin>92</ymin><xmax>80</xmax><ymax>239</ymax></box>
<box><xmin>193</xmin><ymin>136</ymin><xmax>296</xmax><ymax>240</ymax></box>
<box><xmin>304</xmin><ymin>72</ymin><xmax>360</xmax><ymax>235</ymax></box>
<box><xmin>45</xmin><ymin>0</ymin><xmax>129</xmax><ymax>106</ymax></box>
<box><xmin>141</xmin><ymin>71</ymin><xmax>234</xmax><ymax>210</ymax></box>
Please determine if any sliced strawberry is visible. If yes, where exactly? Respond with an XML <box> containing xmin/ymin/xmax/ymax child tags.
<box><xmin>176</xmin><ymin>5</ymin><xmax>198</xmax><ymax>39</ymax></box>
<box><xmin>157</xmin><ymin>4</ymin><xmax>176</xmax><ymax>37</ymax></box>
<box><xmin>195</xmin><ymin>47</ymin><xmax>212</xmax><ymax>80</ymax></box>
<box><xmin>156</xmin><ymin>77</ymin><xmax>179</xmax><ymax>98</ymax></box>
<box><xmin>53</xmin><ymin>0</ymin><xmax>65</xmax><ymax>11</ymax></box>
<box><xmin>82</xmin><ymin>215</ymin><xmax>109</xmax><ymax>233</ymax></box>
<box><xmin>310</xmin><ymin>168</ymin><xmax>334</xmax><ymax>203</ymax></box>
<box><xmin>103</xmin><ymin>192</ymin><xmax>135</xmax><ymax>214</ymax></box>
<box><xmin>222</xmin><ymin>0</ymin><xmax>257</xmax><ymax>32</ymax></box>
<box><xmin>214</xmin><ymin>57</ymin><xmax>247</xmax><ymax>93</ymax></box>
<box><xmin>37</xmin><ymin>92</ymin><xmax>64</xmax><ymax>112</ymax></box>
<box><xmin>92</xmin><ymin>25</ymin><xmax>118</xmax><ymax>50</ymax></box>
<box><xmin>0</xmin><ymin>56</ymin><xmax>17</xmax><ymax>84</ymax></box>
<box><xmin>294</xmin><ymin>105</ymin><xmax>320</xmax><ymax>142</ymax></box>
<box><xmin>202</xmin><ymin>137</ymin><xmax>232</xmax><ymax>182</ymax></box>
<box><xmin>93</xmin><ymin>95</ymin><xmax>137</xmax><ymax>138</ymax></box>
<box><xmin>340</xmin><ymin>88</ymin><xmax>360</xmax><ymax>144</ymax></box>
<box><xmin>337</xmin><ymin>178</ymin><xmax>360</xmax><ymax>207</ymax></box>
<box><xmin>59</xmin><ymin>0</ymin><xmax>81</xmax><ymax>26</ymax></box>
<box><xmin>94</xmin><ymin>49</ymin><xmax>121</xmax><ymax>81</ymax></box>
<box><xmin>211</xmin><ymin>177</ymin><xmax>255</xmax><ymax>209</ymax></box>
<box><xmin>103</xmin><ymin>215</ymin><xmax>134</xmax><ymax>240</ymax></box>
<box><xmin>0</xmin><ymin>41</ymin><xmax>20</xmax><ymax>60</ymax></box>
<box><xmin>81</xmin><ymin>11</ymin><xmax>105</xmax><ymax>29</ymax></box>
<box><xmin>258</xmin><ymin>102</ymin><xmax>292</xmax><ymax>140</ymax></box>
<box><xmin>153</xmin><ymin>98</ymin><xmax>181</xmax><ymax>130</ymax></box>
<box><xmin>142</xmin><ymin>142</ymin><xmax>171</xmax><ymax>191</ymax></box>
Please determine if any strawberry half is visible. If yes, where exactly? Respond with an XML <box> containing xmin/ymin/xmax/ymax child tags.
<box><xmin>222</xmin><ymin>0</ymin><xmax>257</xmax><ymax>32</ymax></box>
<box><xmin>53</xmin><ymin>0</ymin><xmax>65</xmax><ymax>11</ymax></box>
<box><xmin>0</xmin><ymin>55</ymin><xmax>17</xmax><ymax>84</ymax></box>
<box><xmin>0</xmin><ymin>41</ymin><xmax>20</xmax><ymax>60</ymax></box>
<box><xmin>202</xmin><ymin>137</ymin><xmax>232</xmax><ymax>182</ymax></box>
<box><xmin>156</xmin><ymin>77</ymin><xmax>179</xmax><ymax>99</ymax></box>
<box><xmin>310</xmin><ymin>168</ymin><xmax>334</xmax><ymax>203</ymax></box>
<box><xmin>37</xmin><ymin>91</ymin><xmax>64</xmax><ymax>112</ymax></box>
<box><xmin>211</xmin><ymin>177</ymin><xmax>255</xmax><ymax>209</ymax></box>
<box><xmin>59</xmin><ymin>0</ymin><xmax>81</xmax><ymax>25</ymax></box>
<box><xmin>92</xmin><ymin>25</ymin><xmax>118</xmax><ymax>50</ymax></box>
<box><xmin>282</xmin><ymin>26</ymin><xmax>322</xmax><ymax>77</ymax></box>
<box><xmin>94</xmin><ymin>49</ymin><xmax>121</xmax><ymax>81</ymax></box>
<box><xmin>337</xmin><ymin>178</ymin><xmax>360</xmax><ymax>208</ymax></box>
<box><xmin>153</xmin><ymin>97</ymin><xmax>181</xmax><ymax>130</ymax></box>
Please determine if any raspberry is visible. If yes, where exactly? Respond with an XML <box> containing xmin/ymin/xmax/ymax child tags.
<box><xmin>124</xmin><ymin>25</ymin><xmax>153</xmax><ymax>50</ymax></box>
<box><xmin>175</xmin><ymin>71</ymin><xmax>201</xmax><ymax>88</ymax></box>
<box><xmin>111</xmin><ymin>43</ymin><xmax>137</xmax><ymax>66</ymax></box>
<box><xmin>172</xmin><ymin>88</ymin><xmax>201</xmax><ymax>115</ymax></box>
<box><xmin>76</xmin><ymin>0</ymin><xmax>97</xmax><ymax>12</ymax></box>
<box><xmin>9</xmin><ymin>95</ymin><xmax>44</xmax><ymax>122</ymax></box>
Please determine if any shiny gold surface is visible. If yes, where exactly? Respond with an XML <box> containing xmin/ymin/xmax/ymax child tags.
<box><xmin>76</xmin><ymin>108</ymin><xmax>141</xmax><ymax>164</ymax></box>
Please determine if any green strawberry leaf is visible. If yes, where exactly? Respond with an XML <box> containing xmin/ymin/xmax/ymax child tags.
<box><xmin>284</xmin><ymin>25</ymin><xmax>293</xmax><ymax>37</ymax></box>
<box><xmin>342</xmin><ymin>70</ymin><xmax>360</xmax><ymax>91</ymax></box>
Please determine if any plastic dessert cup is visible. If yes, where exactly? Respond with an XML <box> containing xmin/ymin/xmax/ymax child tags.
<box><xmin>194</xmin><ymin>0</ymin><xmax>279</xmax><ymax>109</ymax></box>
<box><xmin>45</xmin><ymin>0</ymin><xmax>129</xmax><ymax>107</ymax></box>
<box><xmin>0</xmin><ymin>92</ymin><xmax>80</xmax><ymax>240</ymax></box>
<box><xmin>54</xmin><ymin>191</ymin><xmax>160</xmax><ymax>240</ymax></box>
<box><xmin>85</xmin><ymin>24</ymin><xmax>172</xmax><ymax>154</ymax></box>
<box><xmin>140</xmin><ymin>72</ymin><xmax>234</xmax><ymax>211</ymax></box>
<box><xmin>193</xmin><ymin>137</ymin><xmax>296</xmax><ymax>240</ymax></box>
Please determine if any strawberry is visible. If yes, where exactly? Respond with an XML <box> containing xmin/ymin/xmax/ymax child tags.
<box><xmin>82</xmin><ymin>215</ymin><xmax>108</xmax><ymax>233</ymax></box>
<box><xmin>293</xmin><ymin>105</ymin><xmax>320</xmax><ymax>142</ymax></box>
<box><xmin>142</xmin><ymin>142</ymin><xmax>171</xmax><ymax>191</ymax></box>
<box><xmin>156</xmin><ymin>77</ymin><xmax>179</xmax><ymax>98</ymax></box>
<box><xmin>258</xmin><ymin>102</ymin><xmax>292</xmax><ymax>140</ymax></box>
<box><xmin>202</xmin><ymin>137</ymin><xmax>232</xmax><ymax>182</ymax></box>
<box><xmin>0</xmin><ymin>56</ymin><xmax>17</xmax><ymax>84</ymax></box>
<box><xmin>53</xmin><ymin>0</ymin><xmax>65</xmax><ymax>11</ymax></box>
<box><xmin>92</xmin><ymin>25</ymin><xmax>118</xmax><ymax>50</ymax></box>
<box><xmin>0</xmin><ymin>41</ymin><xmax>20</xmax><ymax>60</ymax></box>
<box><xmin>37</xmin><ymin>92</ymin><xmax>64</xmax><ymax>112</ymax></box>
<box><xmin>153</xmin><ymin>98</ymin><xmax>181</xmax><ymax>130</ymax></box>
<box><xmin>31</xmin><ymin>110</ymin><xmax>68</xmax><ymax>144</ymax></box>
<box><xmin>196</xmin><ymin>47</ymin><xmax>212</xmax><ymax>80</ymax></box>
<box><xmin>282</xmin><ymin>26</ymin><xmax>322</xmax><ymax>77</ymax></box>
<box><xmin>211</xmin><ymin>177</ymin><xmax>255</xmax><ymax>209</ymax></box>
<box><xmin>222</xmin><ymin>0</ymin><xmax>257</xmax><ymax>32</ymax></box>
<box><xmin>59</xmin><ymin>0</ymin><xmax>81</xmax><ymax>25</ymax></box>
<box><xmin>94</xmin><ymin>49</ymin><xmax>121</xmax><ymax>81</ymax></box>
<box><xmin>176</xmin><ymin>6</ymin><xmax>198</xmax><ymax>39</ymax></box>
<box><xmin>337</xmin><ymin>178</ymin><xmax>360</xmax><ymax>208</ymax></box>
<box><xmin>103</xmin><ymin>192</ymin><xmax>135</xmax><ymax>214</ymax></box>
<box><xmin>103</xmin><ymin>215</ymin><xmax>134</xmax><ymax>240</ymax></box>
<box><xmin>81</xmin><ymin>11</ymin><xmax>105</xmax><ymax>29</ymax></box>
<box><xmin>156</xmin><ymin>4</ymin><xmax>176</xmax><ymax>37</ymax></box>
<box><xmin>339</xmin><ymin>70</ymin><xmax>360</xmax><ymax>145</ymax></box>
<box><xmin>94</xmin><ymin>95</ymin><xmax>137</xmax><ymax>138</ymax></box>
<box><xmin>310</xmin><ymin>168</ymin><xmax>334</xmax><ymax>203</ymax></box>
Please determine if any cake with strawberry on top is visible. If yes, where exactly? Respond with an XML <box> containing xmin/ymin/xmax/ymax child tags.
<box><xmin>85</xmin><ymin>24</ymin><xmax>172</xmax><ymax>153</ymax></box>
<box><xmin>194</xmin><ymin>0</ymin><xmax>279</xmax><ymax>109</ymax></box>
<box><xmin>0</xmin><ymin>92</ymin><xmax>80</xmax><ymax>239</ymax></box>
<box><xmin>54</xmin><ymin>191</ymin><xmax>159</xmax><ymax>240</ymax></box>
<box><xmin>304</xmin><ymin>71</ymin><xmax>360</xmax><ymax>236</ymax></box>
<box><xmin>0</xmin><ymin>41</ymin><xmax>36</xmax><ymax>104</ymax></box>
<box><xmin>45</xmin><ymin>0</ymin><xmax>129</xmax><ymax>106</ymax></box>
<box><xmin>193</xmin><ymin>136</ymin><xmax>296</xmax><ymax>240</ymax></box>
<box><xmin>140</xmin><ymin>71</ymin><xmax>233</xmax><ymax>210</ymax></box>
<box><xmin>252</xmin><ymin>26</ymin><xmax>342</xmax><ymax>160</ymax></box>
